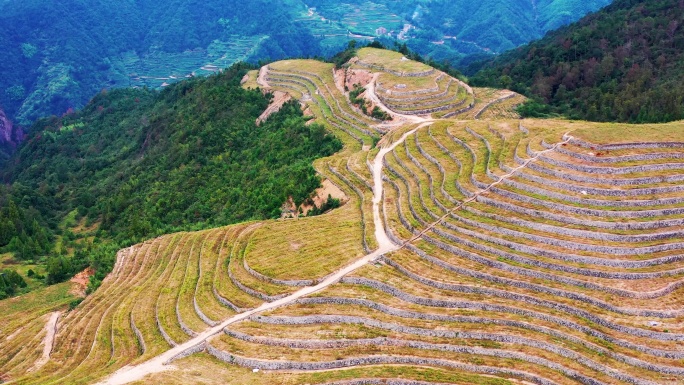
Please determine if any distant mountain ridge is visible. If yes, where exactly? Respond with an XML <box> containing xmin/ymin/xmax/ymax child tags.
<box><xmin>471</xmin><ymin>0</ymin><xmax>684</xmax><ymax>122</ymax></box>
<box><xmin>0</xmin><ymin>0</ymin><xmax>610</xmax><ymax>127</ymax></box>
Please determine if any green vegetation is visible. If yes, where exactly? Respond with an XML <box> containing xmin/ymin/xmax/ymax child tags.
<box><xmin>0</xmin><ymin>0</ymin><xmax>322</xmax><ymax>126</ymax></box>
<box><xmin>0</xmin><ymin>63</ymin><xmax>341</xmax><ymax>299</ymax></box>
<box><xmin>472</xmin><ymin>0</ymin><xmax>684</xmax><ymax>123</ymax></box>
<box><xmin>0</xmin><ymin>0</ymin><xmax>611</xmax><ymax>130</ymax></box>
<box><xmin>0</xmin><ymin>269</ymin><xmax>26</xmax><ymax>299</ymax></box>
<box><xmin>307</xmin><ymin>194</ymin><xmax>342</xmax><ymax>216</ymax></box>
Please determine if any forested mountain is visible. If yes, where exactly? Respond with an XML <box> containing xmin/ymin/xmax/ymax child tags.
<box><xmin>308</xmin><ymin>0</ymin><xmax>611</xmax><ymax>60</ymax></box>
<box><xmin>0</xmin><ymin>63</ymin><xmax>341</xmax><ymax>296</ymax></box>
<box><xmin>0</xmin><ymin>0</ymin><xmax>320</xmax><ymax>126</ymax></box>
<box><xmin>0</xmin><ymin>0</ymin><xmax>610</xmax><ymax>129</ymax></box>
<box><xmin>471</xmin><ymin>0</ymin><xmax>684</xmax><ymax>122</ymax></box>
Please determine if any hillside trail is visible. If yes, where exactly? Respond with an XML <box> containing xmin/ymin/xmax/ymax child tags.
<box><xmin>256</xmin><ymin>66</ymin><xmax>270</xmax><ymax>88</ymax></box>
<box><xmin>94</xmin><ymin>72</ymin><xmax>565</xmax><ymax>384</ymax></box>
<box><xmin>29</xmin><ymin>311</ymin><xmax>61</xmax><ymax>373</ymax></box>
<box><xmin>365</xmin><ymin>73</ymin><xmax>427</xmax><ymax>126</ymax></box>
<box><xmin>94</xmin><ymin>117</ymin><xmax>431</xmax><ymax>385</ymax></box>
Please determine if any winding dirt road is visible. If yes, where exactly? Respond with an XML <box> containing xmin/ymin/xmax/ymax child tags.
<box><xmin>94</xmin><ymin>70</ymin><xmax>568</xmax><ymax>385</ymax></box>
<box><xmin>95</xmin><ymin>118</ymin><xmax>428</xmax><ymax>385</ymax></box>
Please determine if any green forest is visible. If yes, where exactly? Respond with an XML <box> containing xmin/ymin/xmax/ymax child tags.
<box><xmin>0</xmin><ymin>0</ymin><xmax>322</xmax><ymax>126</ymax></box>
<box><xmin>0</xmin><ymin>0</ymin><xmax>611</xmax><ymax>130</ymax></box>
<box><xmin>308</xmin><ymin>0</ymin><xmax>610</xmax><ymax>64</ymax></box>
<box><xmin>471</xmin><ymin>0</ymin><xmax>684</xmax><ymax>122</ymax></box>
<box><xmin>0</xmin><ymin>63</ymin><xmax>341</xmax><ymax>298</ymax></box>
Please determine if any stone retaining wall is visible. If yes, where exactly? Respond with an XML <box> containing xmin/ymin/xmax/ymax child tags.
<box><xmin>566</xmin><ymin>137</ymin><xmax>684</xmax><ymax>151</ymax></box>
<box><xmin>294</xmin><ymin>295</ymin><xmax>684</xmax><ymax>359</ymax></box>
<box><xmin>176</xmin><ymin>302</ymin><xmax>198</xmax><ymax>337</ymax></box>
<box><xmin>535</xmin><ymin>153</ymin><xmax>684</xmax><ymax>174</ymax></box>
<box><xmin>223</xmin><ymin>328</ymin><xmax>654</xmax><ymax>384</ymax></box>
<box><xmin>356</xmin><ymin>61</ymin><xmax>436</xmax><ymax>77</ymax></box>
<box><xmin>474</xmin><ymin>93</ymin><xmax>518</xmax><ymax>119</ymax></box>
<box><xmin>546</xmin><ymin>140</ymin><xmax>684</xmax><ymax>163</ymax></box>
<box><xmin>193</xmin><ymin>297</ymin><xmax>218</xmax><ymax>326</ymax></box>
<box><xmin>206</xmin><ymin>344</ymin><xmax>559</xmax><ymax>385</ymax></box>
<box><xmin>341</xmin><ymin>276</ymin><xmax>683</xmax><ymax>340</ymax></box>
<box><xmin>212</xmin><ymin>287</ymin><xmax>243</xmax><ymax>312</ymax></box>
<box><xmin>164</xmin><ymin>341</ymin><xmax>207</xmax><ymax>364</ymax></box>
<box><xmin>378</xmin><ymin>79</ymin><xmax>454</xmax><ymax>103</ymax></box>
<box><xmin>130</xmin><ymin>314</ymin><xmax>146</xmax><ymax>354</ymax></box>
<box><xmin>243</xmin><ymin>255</ymin><xmax>314</xmax><ymax>287</ymax></box>
<box><xmin>329</xmin><ymin>164</ymin><xmax>371</xmax><ymax>254</ymax></box>
<box><xmin>526</xmin><ymin>160</ymin><xmax>684</xmax><ymax>186</ymax></box>
<box><xmin>155</xmin><ymin>308</ymin><xmax>177</xmax><ymax>347</ymax></box>
<box><xmin>482</xmin><ymin>184</ymin><xmax>684</xmax><ymax>218</ymax></box>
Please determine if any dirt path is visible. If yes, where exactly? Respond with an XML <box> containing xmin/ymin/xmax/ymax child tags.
<box><xmin>257</xmin><ymin>66</ymin><xmax>270</xmax><ymax>88</ymax></box>
<box><xmin>365</xmin><ymin>73</ymin><xmax>426</xmax><ymax>126</ymax></box>
<box><xmin>95</xmin><ymin>118</ymin><xmax>429</xmax><ymax>385</ymax></box>
<box><xmin>404</xmin><ymin>133</ymin><xmax>574</xmax><ymax>246</ymax></box>
<box><xmin>94</xmin><ymin>116</ymin><xmax>572</xmax><ymax>385</ymax></box>
<box><xmin>256</xmin><ymin>91</ymin><xmax>292</xmax><ymax>125</ymax></box>
<box><xmin>30</xmin><ymin>311</ymin><xmax>60</xmax><ymax>372</ymax></box>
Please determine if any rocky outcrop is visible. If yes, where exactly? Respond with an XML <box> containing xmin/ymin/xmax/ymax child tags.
<box><xmin>0</xmin><ymin>108</ymin><xmax>23</xmax><ymax>152</ymax></box>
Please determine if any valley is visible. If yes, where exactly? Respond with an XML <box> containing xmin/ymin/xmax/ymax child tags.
<box><xmin>0</xmin><ymin>0</ymin><xmax>611</xmax><ymax>128</ymax></box>
<box><xmin>2</xmin><ymin>47</ymin><xmax>684</xmax><ymax>385</ymax></box>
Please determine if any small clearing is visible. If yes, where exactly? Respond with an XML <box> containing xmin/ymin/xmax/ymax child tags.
<box><xmin>256</xmin><ymin>91</ymin><xmax>292</xmax><ymax>125</ymax></box>
<box><xmin>334</xmin><ymin>68</ymin><xmax>374</xmax><ymax>93</ymax></box>
<box><xmin>300</xmin><ymin>179</ymin><xmax>348</xmax><ymax>216</ymax></box>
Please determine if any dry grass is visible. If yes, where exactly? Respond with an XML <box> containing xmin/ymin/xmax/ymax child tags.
<box><xmin>245</xmin><ymin>203</ymin><xmax>364</xmax><ymax>280</ymax></box>
<box><xmin>355</xmin><ymin>47</ymin><xmax>433</xmax><ymax>73</ymax></box>
<box><xmin>6</xmin><ymin>53</ymin><xmax>684</xmax><ymax>385</ymax></box>
<box><xmin>241</xmin><ymin>70</ymin><xmax>260</xmax><ymax>89</ymax></box>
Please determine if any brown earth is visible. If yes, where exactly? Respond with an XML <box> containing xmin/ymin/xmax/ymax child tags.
<box><xmin>256</xmin><ymin>91</ymin><xmax>292</xmax><ymax>125</ymax></box>
<box><xmin>69</xmin><ymin>267</ymin><xmax>95</xmax><ymax>297</ymax></box>
<box><xmin>300</xmin><ymin>179</ymin><xmax>348</xmax><ymax>216</ymax></box>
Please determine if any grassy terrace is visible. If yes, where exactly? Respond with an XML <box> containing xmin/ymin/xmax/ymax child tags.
<box><xmin>4</xmin><ymin>51</ymin><xmax>684</xmax><ymax>385</ymax></box>
<box><xmin>354</xmin><ymin>48</ymin><xmax>434</xmax><ymax>73</ymax></box>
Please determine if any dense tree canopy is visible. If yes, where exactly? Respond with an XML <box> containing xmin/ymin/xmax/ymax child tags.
<box><xmin>0</xmin><ymin>63</ymin><xmax>341</xmax><ymax>297</ymax></box>
<box><xmin>471</xmin><ymin>0</ymin><xmax>684</xmax><ymax>123</ymax></box>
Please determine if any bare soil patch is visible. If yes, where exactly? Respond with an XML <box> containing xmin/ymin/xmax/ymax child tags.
<box><xmin>300</xmin><ymin>179</ymin><xmax>349</xmax><ymax>216</ymax></box>
<box><xmin>69</xmin><ymin>267</ymin><xmax>94</xmax><ymax>297</ymax></box>
<box><xmin>256</xmin><ymin>91</ymin><xmax>292</xmax><ymax>125</ymax></box>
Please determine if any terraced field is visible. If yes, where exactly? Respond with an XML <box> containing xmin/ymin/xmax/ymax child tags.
<box><xmin>118</xmin><ymin>35</ymin><xmax>268</xmax><ymax>89</ymax></box>
<box><xmin>2</xmin><ymin>50</ymin><xmax>684</xmax><ymax>385</ymax></box>
<box><xmin>352</xmin><ymin>48</ymin><xmax>479</xmax><ymax>119</ymax></box>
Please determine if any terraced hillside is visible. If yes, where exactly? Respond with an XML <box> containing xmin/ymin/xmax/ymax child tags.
<box><xmin>2</xmin><ymin>50</ymin><xmax>684</xmax><ymax>385</ymax></box>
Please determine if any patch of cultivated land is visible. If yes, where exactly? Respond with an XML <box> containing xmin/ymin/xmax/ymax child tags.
<box><xmin>3</xmin><ymin>50</ymin><xmax>684</xmax><ymax>385</ymax></box>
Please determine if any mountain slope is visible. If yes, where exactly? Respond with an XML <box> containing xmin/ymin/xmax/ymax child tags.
<box><xmin>3</xmin><ymin>50</ymin><xmax>684</xmax><ymax>385</ymax></box>
<box><xmin>0</xmin><ymin>0</ymin><xmax>609</xmax><ymax>127</ymax></box>
<box><xmin>0</xmin><ymin>63</ymin><xmax>341</xmax><ymax>299</ymax></box>
<box><xmin>471</xmin><ymin>0</ymin><xmax>684</xmax><ymax>122</ymax></box>
<box><xmin>0</xmin><ymin>0</ymin><xmax>320</xmax><ymax>125</ymax></box>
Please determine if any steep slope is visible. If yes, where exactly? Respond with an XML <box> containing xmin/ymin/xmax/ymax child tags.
<box><xmin>5</xmin><ymin>50</ymin><xmax>684</xmax><ymax>385</ymax></box>
<box><xmin>471</xmin><ymin>0</ymin><xmax>684</xmax><ymax>122</ymax></box>
<box><xmin>0</xmin><ymin>108</ymin><xmax>23</xmax><ymax>162</ymax></box>
<box><xmin>0</xmin><ymin>63</ymin><xmax>341</xmax><ymax>303</ymax></box>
